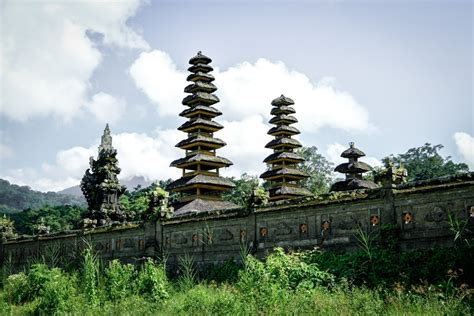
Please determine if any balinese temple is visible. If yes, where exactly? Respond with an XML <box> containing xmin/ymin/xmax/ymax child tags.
<box><xmin>260</xmin><ymin>95</ymin><xmax>312</xmax><ymax>201</ymax></box>
<box><xmin>81</xmin><ymin>124</ymin><xmax>127</xmax><ymax>226</ymax></box>
<box><xmin>168</xmin><ymin>52</ymin><xmax>237</xmax><ymax>215</ymax></box>
<box><xmin>330</xmin><ymin>142</ymin><xmax>380</xmax><ymax>191</ymax></box>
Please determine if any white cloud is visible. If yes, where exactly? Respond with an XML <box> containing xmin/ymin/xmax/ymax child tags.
<box><xmin>219</xmin><ymin>115</ymin><xmax>270</xmax><ymax>178</ymax></box>
<box><xmin>85</xmin><ymin>92</ymin><xmax>126</xmax><ymax>124</ymax></box>
<box><xmin>0</xmin><ymin>129</ymin><xmax>182</xmax><ymax>192</ymax></box>
<box><xmin>113</xmin><ymin>131</ymin><xmax>181</xmax><ymax>181</ymax></box>
<box><xmin>0</xmin><ymin>144</ymin><xmax>14</xmax><ymax>159</ymax></box>
<box><xmin>0</xmin><ymin>168</ymin><xmax>80</xmax><ymax>193</ymax></box>
<box><xmin>1</xmin><ymin>0</ymin><xmax>148</xmax><ymax>121</ymax></box>
<box><xmin>454</xmin><ymin>132</ymin><xmax>474</xmax><ymax>169</ymax></box>
<box><xmin>130</xmin><ymin>50</ymin><xmax>374</xmax><ymax>133</ymax></box>
<box><xmin>129</xmin><ymin>50</ymin><xmax>186</xmax><ymax>116</ymax></box>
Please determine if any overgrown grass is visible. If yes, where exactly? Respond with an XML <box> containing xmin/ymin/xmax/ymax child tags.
<box><xmin>0</xmin><ymin>244</ymin><xmax>473</xmax><ymax>315</ymax></box>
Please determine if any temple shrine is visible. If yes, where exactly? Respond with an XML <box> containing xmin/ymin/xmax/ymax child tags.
<box><xmin>330</xmin><ymin>142</ymin><xmax>379</xmax><ymax>191</ymax></box>
<box><xmin>167</xmin><ymin>52</ymin><xmax>237</xmax><ymax>215</ymax></box>
<box><xmin>260</xmin><ymin>95</ymin><xmax>312</xmax><ymax>201</ymax></box>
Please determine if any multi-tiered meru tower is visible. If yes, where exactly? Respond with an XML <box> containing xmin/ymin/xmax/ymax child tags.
<box><xmin>260</xmin><ymin>95</ymin><xmax>312</xmax><ymax>201</ymax></box>
<box><xmin>330</xmin><ymin>142</ymin><xmax>379</xmax><ymax>191</ymax></box>
<box><xmin>168</xmin><ymin>52</ymin><xmax>237</xmax><ymax>215</ymax></box>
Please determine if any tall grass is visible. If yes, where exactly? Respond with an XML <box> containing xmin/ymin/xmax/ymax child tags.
<box><xmin>0</xmin><ymin>246</ymin><xmax>472</xmax><ymax>315</ymax></box>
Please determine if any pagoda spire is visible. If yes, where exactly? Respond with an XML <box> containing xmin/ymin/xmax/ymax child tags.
<box><xmin>330</xmin><ymin>142</ymin><xmax>380</xmax><ymax>191</ymax></box>
<box><xmin>99</xmin><ymin>123</ymin><xmax>112</xmax><ymax>151</ymax></box>
<box><xmin>260</xmin><ymin>95</ymin><xmax>312</xmax><ymax>201</ymax></box>
<box><xmin>168</xmin><ymin>52</ymin><xmax>236</xmax><ymax>215</ymax></box>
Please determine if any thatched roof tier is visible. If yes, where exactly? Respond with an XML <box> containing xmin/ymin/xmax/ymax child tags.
<box><xmin>171</xmin><ymin>154</ymin><xmax>232</xmax><ymax>169</ymax></box>
<box><xmin>188</xmin><ymin>63</ymin><xmax>213</xmax><ymax>73</ymax></box>
<box><xmin>268</xmin><ymin>125</ymin><xmax>300</xmax><ymax>136</ymax></box>
<box><xmin>268</xmin><ymin>185</ymin><xmax>312</xmax><ymax>198</ymax></box>
<box><xmin>271</xmin><ymin>106</ymin><xmax>296</xmax><ymax>116</ymax></box>
<box><xmin>334</xmin><ymin>161</ymin><xmax>372</xmax><ymax>174</ymax></box>
<box><xmin>186</xmin><ymin>72</ymin><xmax>215</xmax><ymax>83</ymax></box>
<box><xmin>168</xmin><ymin>174</ymin><xmax>235</xmax><ymax>191</ymax></box>
<box><xmin>341</xmin><ymin>142</ymin><xmax>366</xmax><ymax>158</ymax></box>
<box><xmin>330</xmin><ymin>179</ymin><xmax>380</xmax><ymax>192</ymax></box>
<box><xmin>184</xmin><ymin>82</ymin><xmax>217</xmax><ymax>94</ymax></box>
<box><xmin>179</xmin><ymin>105</ymin><xmax>222</xmax><ymax>118</ymax></box>
<box><xmin>260</xmin><ymin>168</ymin><xmax>309</xmax><ymax>180</ymax></box>
<box><xmin>182</xmin><ymin>92</ymin><xmax>219</xmax><ymax>106</ymax></box>
<box><xmin>176</xmin><ymin>135</ymin><xmax>226</xmax><ymax>149</ymax></box>
<box><xmin>189</xmin><ymin>51</ymin><xmax>212</xmax><ymax>65</ymax></box>
<box><xmin>271</xmin><ymin>94</ymin><xmax>295</xmax><ymax>106</ymax></box>
<box><xmin>172</xmin><ymin>199</ymin><xmax>238</xmax><ymax>217</ymax></box>
<box><xmin>178</xmin><ymin>118</ymin><xmax>223</xmax><ymax>132</ymax></box>
<box><xmin>269</xmin><ymin>115</ymin><xmax>298</xmax><ymax>125</ymax></box>
<box><xmin>263</xmin><ymin>151</ymin><xmax>304</xmax><ymax>164</ymax></box>
<box><xmin>265</xmin><ymin>137</ymin><xmax>302</xmax><ymax>149</ymax></box>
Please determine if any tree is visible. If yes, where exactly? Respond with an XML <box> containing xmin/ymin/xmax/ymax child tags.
<box><xmin>296</xmin><ymin>146</ymin><xmax>334</xmax><ymax>195</ymax></box>
<box><xmin>222</xmin><ymin>173</ymin><xmax>260</xmax><ymax>207</ymax></box>
<box><xmin>383</xmin><ymin>143</ymin><xmax>469</xmax><ymax>182</ymax></box>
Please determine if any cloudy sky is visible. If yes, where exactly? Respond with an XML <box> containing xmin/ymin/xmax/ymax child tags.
<box><xmin>0</xmin><ymin>0</ymin><xmax>472</xmax><ymax>192</ymax></box>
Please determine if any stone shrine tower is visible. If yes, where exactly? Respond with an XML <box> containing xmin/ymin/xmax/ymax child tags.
<box><xmin>81</xmin><ymin>124</ymin><xmax>127</xmax><ymax>226</ymax></box>
<box><xmin>168</xmin><ymin>52</ymin><xmax>237</xmax><ymax>215</ymax></box>
<box><xmin>260</xmin><ymin>95</ymin><xmax>312</xmax><ymax>201</ymax></box>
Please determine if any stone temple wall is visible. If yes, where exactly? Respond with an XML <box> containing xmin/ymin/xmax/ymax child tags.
<box><xmin>2</xmin><ymin>173</ymin><xmax>473</xmax><ymax>269</ymax></box>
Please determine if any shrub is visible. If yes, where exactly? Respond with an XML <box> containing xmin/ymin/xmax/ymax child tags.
<box><xmin>105</xmin><ymin>259</ymin><xmax>137</xmax><ymax>301</ymax></box>
<box><xmin>137</xmin><ymin>258</ymin><xmax>169</xmax><ymax>302</ymax></box>
<box><xmin>15</xmin><ymin>264</ymin><xmax>77</xmax><ymax>313</ymax></box>
<box><xmin>176</xmin><ymin>284</ymin><xmax>238</xmax><ymax>315</ymax></box>
<box><xmin>82</xmin><ymin>246</ymin><xmax>99</xmax><ymax>306</ymax></box>
<box><xmin>4</xmin><ymin>272</ymin><xmax>28</xmax><ymax>304</ymax></box>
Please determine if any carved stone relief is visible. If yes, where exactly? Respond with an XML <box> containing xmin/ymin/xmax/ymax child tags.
<box><xmin>217</xmin><ymin>229</ymin><xmax>233</xmax><ymax>241</ymax></box>
<box><xmin>275</xmin><ymin>222</ymin><xmax>292</xmax><ymax>236</ymax></box>
<box><xmin>175</xmin><ymin>234</ymin><xmax>187</xmax><ymax>245</ymax></box>
<box><xmin>425</xmin><ymin>206</ymin><xmax>447</xmax><ymax>223</ymax></box>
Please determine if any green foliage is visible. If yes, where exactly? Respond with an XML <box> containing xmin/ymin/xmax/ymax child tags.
<box><xmin>383</xmin><ymin>143</ymin><xmax>469</xmax><ymax>182</ymax></box>
<box><xmin>178</xmin><ymin>254</ymin><xmax>197</xmax><ymax>291</ymax></box>
<box><xmin>4</xmin><ymin>264</ymin><xmax>76</xmax><ymax>314</ymax></box>
<box><xmin>121</xmin><ymin>179</ymin><xmax>179</xmax><ymax>219</ymax></box>
<box><xmin>82</xmin><ymin>246</ymin><xmax>100</xmax><ymax>306</ymax></box>
<box><xmin>0</xmin><ymin>214</ymin><xmax>17</xmax><ymax>240</ymax></box>
<box><xmin>0</xmin><ymin>178</ymin><xmax>85</xmax><ymax>214</ymax></box>
<box><xmin>4</xmin><ymin>272</ymin><xmax>28</xmax><ymax>305</ymax></box>
<box><xmin>136</xmin><ymin>258</ymin><xmax>169</xmax><ymax>302</ymax></box>
<box><xmin>297</xmin><ymin>146</ymin><xmax>334</xmax><ymax>195</ymax></box>
<box><xmin>222</xmin><ymin>173</ymin><xmax>260</xmax><ymax>207</ymax></box>
<box><xmin>7</xmin><ymin>204</ymin><xmax>87</xmax><ymax>235</ymax></box>
<box><xmin>201</xmin><ymin>259</ymin><xmax>240</xmax><ymax>284</ymax></box>
<box><xmin>105</xmin><ymin>259</ymin><xmax>136</xmax><ymax>301</ymax></box>
<box><xmin>146</xmin><ymin>186</ymin><xmax>174</xmax><ymax>220</ymax></box>
<box><xmin>0</xmin><ymin>246</ymin><xmax>473</xmax><ymax>315</ymax></box>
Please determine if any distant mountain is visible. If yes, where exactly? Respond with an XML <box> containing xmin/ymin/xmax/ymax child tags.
<box><xmin>57</xmin><ymin>176</ymin><xmax>153</xmax><ymax>197</ymax></box>
<box><xmin>0</xmin><ymin>179</ymin><xmax>86</xmax><ymax>214</ymax></box>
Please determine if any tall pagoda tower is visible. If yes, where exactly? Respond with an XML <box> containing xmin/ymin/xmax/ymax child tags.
<box><xmin>168</xmin><ymin>52</ymin><xmax>236</xmax><ymax>215</ymax></box>
<box><xmin>330</xmin><ymin>142</ymin><xmax>379</xmax><ymax>191</ymax></box>
<box><xmin>260</xmin><ymin>95</ymin><xmax>312</xmax><ymax>201</ymax></box>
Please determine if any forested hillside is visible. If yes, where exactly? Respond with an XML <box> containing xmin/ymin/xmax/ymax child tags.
<box><xmin>0</xmin><ymin>179</ymin><xmax>86</xmax><ymax>214</ymax></box>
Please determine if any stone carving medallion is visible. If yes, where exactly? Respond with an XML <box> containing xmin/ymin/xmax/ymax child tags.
<box><xmin>275</xmin><ymin>222</ymin><xmax>292</xmax><ymax>236</ymax></box>
<box><xmin>425</xmin><ymin>206</ymin><xmax>446</xmax><ymax>223</ymax></box>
